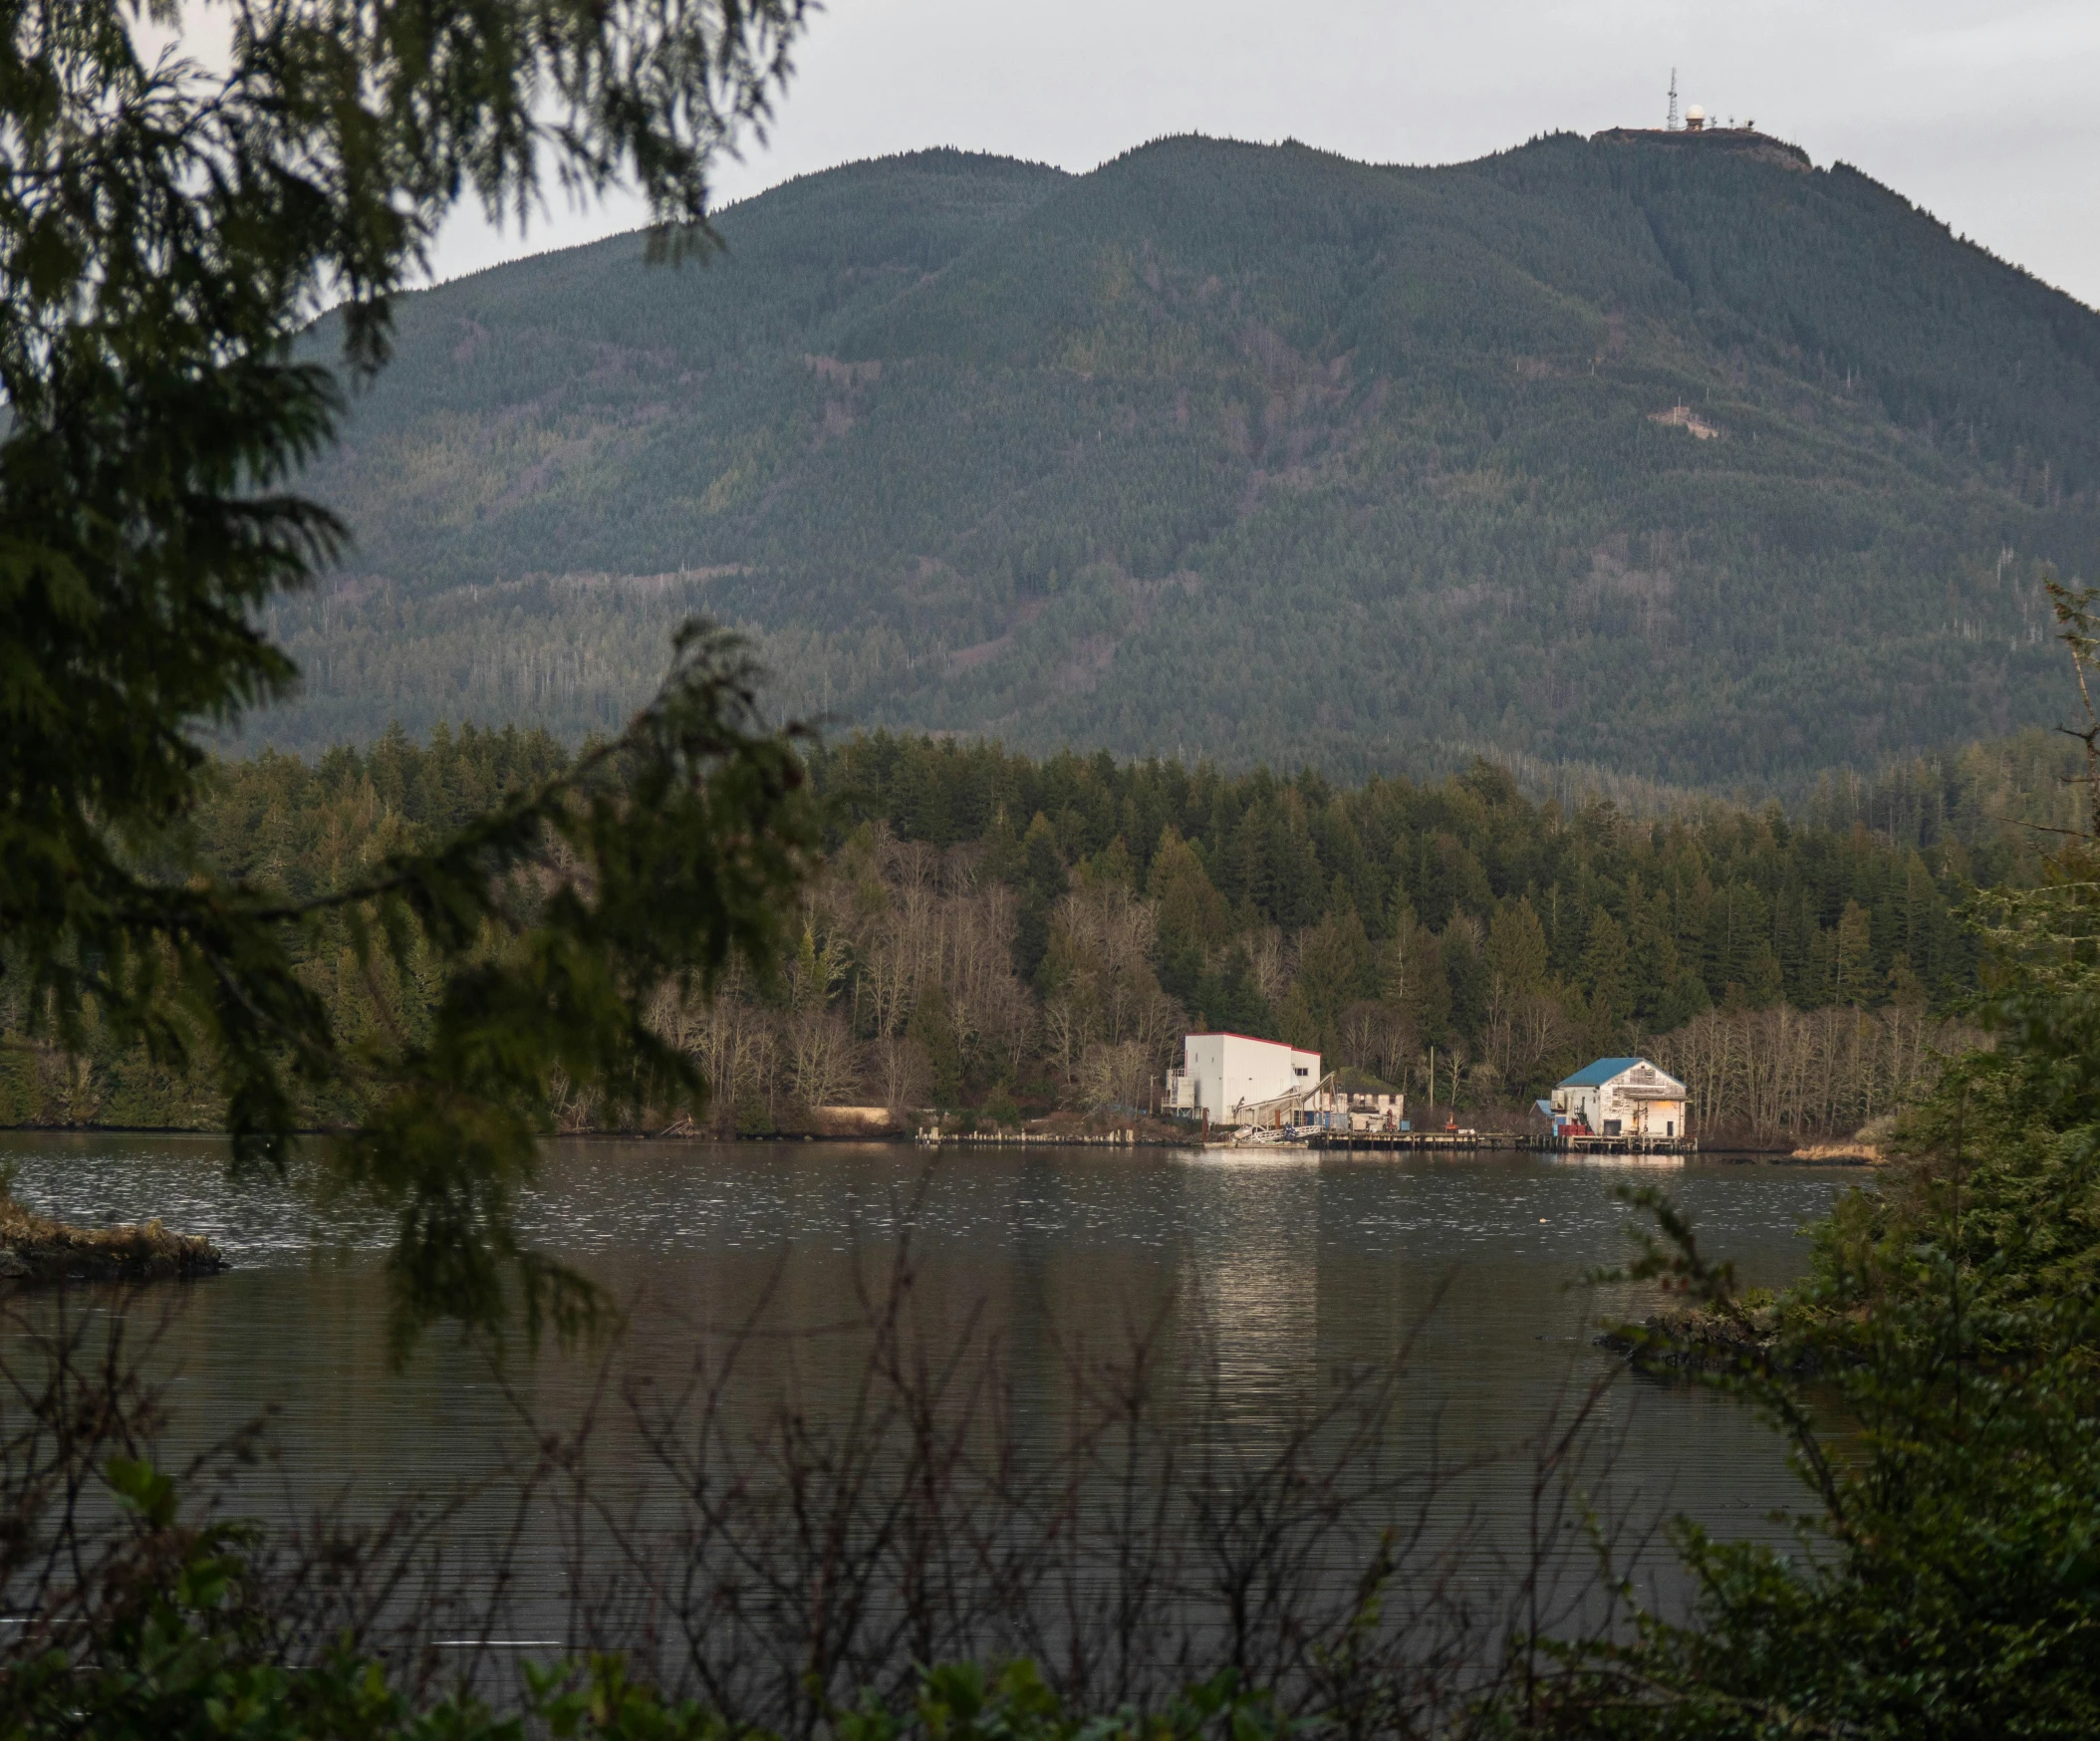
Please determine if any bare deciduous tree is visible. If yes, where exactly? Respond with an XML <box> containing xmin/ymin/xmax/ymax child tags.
<box><xmin>1338</xmin><ymin>999</ymin><xmax>1417</xmax><ymax>1085</ymax></box>
<box><xmin>872</xmin><ymin>1033</ymin><xmax>931</xmax><ymax>1116</ymax></box>
<box><xmin>1078</xmin><ymin>1039</ymin><xmax>1152</xmax><ymax>1113</ymax></box>
<box><xmin>1650</xmin><ymin>1003</ymin><xmax>1983</xmax><ymax>1140</ymax></box>
<box><xmin>1243</xmin><ymin>925</ymin><xmax>1294</xmax><ymax>1008</ymax></box>
<box><xmin>785</xmin><ymin>1008</ymin><xmax>863</xmax><ymax>1112</ymax></box>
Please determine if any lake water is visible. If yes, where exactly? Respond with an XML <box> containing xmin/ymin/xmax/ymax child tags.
<box><xmin>0</xmin><ymin>1132</ymin><xmax>1856</xmax><ymax>1694</ymax></box>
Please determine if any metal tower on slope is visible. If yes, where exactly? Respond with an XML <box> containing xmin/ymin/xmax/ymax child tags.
<box><xmin>1667</xmin><ymin>68</ymin><xmax>1680</xmax><ymax>131</ymax></box>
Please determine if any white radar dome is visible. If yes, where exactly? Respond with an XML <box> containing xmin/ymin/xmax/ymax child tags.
<box><xmin>1685</xmin><ymin>105</ymin><xmax>1705</xmax><ymax>124</ymax></box>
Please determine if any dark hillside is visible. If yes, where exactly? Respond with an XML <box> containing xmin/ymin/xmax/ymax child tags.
<box><xmin>267</xmin><ymin>131</ymin><xmax>2099</xmax><ymax>783</ymax></box>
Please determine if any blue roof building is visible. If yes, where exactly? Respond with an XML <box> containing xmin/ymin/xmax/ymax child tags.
<box><xmin>1557</xmin><ymin>1057</ymin><xmax>1651</xmax><ymax>1089</ymax></box>
<box><xmin>1551</xmin><ymin>1057</ymin><xmax>1690</xmax><ymax>1140</ymax></box>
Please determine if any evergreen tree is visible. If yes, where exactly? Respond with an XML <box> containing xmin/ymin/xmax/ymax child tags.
<box><xmin>1485</xmin><ymin>897</ymin><xmax>1551</xmax><ymax>999</ymax></box>
<box><xmin>0</xmin><ymin>0</ymin><xmax>816</xmax><ymax>1347</ymax></box>
<box><xmin>1581</xmin><ymin>909</ymin><xmax>1634</xmax><ymax>1031</ymax></box>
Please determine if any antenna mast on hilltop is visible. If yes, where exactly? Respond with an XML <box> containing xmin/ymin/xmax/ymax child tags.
<box><xmin>1666</xmin><ymin>68</ymin><xmax>1680</xmax><ymax>130</ymax></box>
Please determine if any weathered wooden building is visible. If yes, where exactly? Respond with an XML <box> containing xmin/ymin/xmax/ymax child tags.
<box><xmin>1552</xmin><ymin>1058</ymin><xmax>1690</xmax><ymax>1141</ymax></box>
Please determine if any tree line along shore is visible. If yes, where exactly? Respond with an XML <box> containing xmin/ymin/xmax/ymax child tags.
<box><xmin>0</xmin><ymin>723</ymin><xmax>2066</xmax><ymax>1146</ymax></box>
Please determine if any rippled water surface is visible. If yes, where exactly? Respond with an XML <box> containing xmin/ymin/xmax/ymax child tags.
<box><xmin>1</xmin><ymin>1132</ymin><xmax>1856</xmax><ymax>1624</ymax></box>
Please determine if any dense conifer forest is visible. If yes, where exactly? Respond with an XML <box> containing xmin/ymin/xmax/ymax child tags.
<box><xmin>256</xmin><ymin>128</ymin><xmax>2100</xmax><ymax>787</ymax></box>
<box><xmin>5</xmin><ymin>725</ymin><xmax>2070</xmax><ymax>1141</ymax></box>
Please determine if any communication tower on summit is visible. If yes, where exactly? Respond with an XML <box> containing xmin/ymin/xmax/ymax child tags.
<box><xmin>1666</xmin><ymin>68</ymin><xmax>1680</xmax><ymax>131</ymax></box>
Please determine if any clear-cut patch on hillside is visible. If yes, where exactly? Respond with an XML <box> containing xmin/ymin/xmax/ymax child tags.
<box><xmin>1650</xmin><ymin>404</ymin><xmax>1720</xmax><ymax>440</ymax></box>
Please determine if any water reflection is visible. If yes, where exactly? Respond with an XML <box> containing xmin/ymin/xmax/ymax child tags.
<box><xmin>0</xmin><ymin>1132</ymin><xmax>1854</xmax><ymax>1625</ymax></box>
<box><xmin>1178</xmin><ymin>1152</ymin><xmax>1323</xmax><ymax>1406</ymax></box>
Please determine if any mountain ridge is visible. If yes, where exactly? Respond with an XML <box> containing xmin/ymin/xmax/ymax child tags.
<box><xmin>264</xmin><ymin>128</ymin><xmax>2100</xmax><ymax>783</ymax></box>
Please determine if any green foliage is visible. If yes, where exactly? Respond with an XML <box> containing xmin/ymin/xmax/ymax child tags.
<box><xmin>0</xmin><ymin>1450</ymin><xmax>1304</xmax><ymax>1741</ymax></box>
<box><xmin>255</xmin><ymin>133</ymin><xmax>2098</xmax><ymax>785</ymax></box>
<box><xmin>333</xmin><ymin>627</ymin><xmax>817</xmax><ymax>1353</ymax></box>
<box><xmin>808</xmin><ymin>734</ymin><xmax>2008</xmax><ymax>1031</ymax></box>
<box><xmin>1548</xmin><ymin>827</ymin><xmax>2100</xmax><ymax>1735</ymax></box>
<box><xmin>1</xmin><ymin>724</ymin><xmax>2022</xmax><ymax>1133</ymax></box>
<box><xmin>828</xmin><ymin>1661</ymin><xmax>1298</xmax><ymax>1741</ymax></box>
<box><xmin>1503</xmin><ymin>572</ymin><xmax>2100</xmax><ymax>1708</ymax></box>
<box><xmin>3</xmin><ymin>1464</ymin><xmax>737</xmax><ymax>1740</ymax></box>
<box><xmin>1549</xmin><ymin>1034</ymin><xmax>2100</xmax><ymax>1735</ymax></box>
<box><xmin>3</xmin><ymin>613</ymin><xmax>817</xmax><ymax>1355</ymax></box>
<box><xmin>907</xmin><ymin>980</ymin><xmax>964</xmax><ymax>1110</ymax></box>
<box><xmin>0</xmin><ymin>0</ymin><xmax>819</xmax><ymax>1349</ymax></box>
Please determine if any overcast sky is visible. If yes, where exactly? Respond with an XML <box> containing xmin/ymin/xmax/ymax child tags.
<box><xmin>412</xmin><ymin>0</ymin><xmax>2100</xmax><ymax>308</ymax></box>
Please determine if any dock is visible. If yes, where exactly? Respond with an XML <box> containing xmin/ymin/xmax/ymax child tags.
<box><xmin>1303</xmin><ymin>1129</ymin><xmax>1697</xmax><ymax>1157</ymax></box>
<box><xmin>1531</xmin><ymin>1132</ymin><xmax>1696</xmax><ymax>1157</ymax></box>
<box><xmin>908</xmin><ymin>1124</ymin><xmax>1699</xmax><ymax>1158</ymax></box>
<box><xmin>1304</xmin><ymin>1128</ymin><xmax>1509</xmax><ymax>1153</ymax></box>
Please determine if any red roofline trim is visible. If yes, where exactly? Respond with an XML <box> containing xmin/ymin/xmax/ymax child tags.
<box><xmin>1182</xmin><ymin>1032</ymin><xmax>1319</xmax><ymax>1051</ymax></box>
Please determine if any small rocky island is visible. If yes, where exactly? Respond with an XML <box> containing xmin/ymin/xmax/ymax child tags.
<box><xmin>0</xmin><ymin>1191</ymin><xmax>228</xmax><ymax>1283</ymax></box>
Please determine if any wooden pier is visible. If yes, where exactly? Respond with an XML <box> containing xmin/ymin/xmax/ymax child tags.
<box><xmin>1536</xmin><ymin>1132</ymin><xmax>1697</xmax><ymax>1157</ymax></box>
<box><xmin>907</xmin><ymin>1124</ymin><xmax>1700</xmax><ymax>1158</ymax></box>
<box><xmin>1304</xmin><ymin>1128</ymin><xmax>1510</xmax><ymax>1153</ymax></box>
<box><xmin>1304</xmin><ymin>1129</ymin><xmax>1697</xmax><ymax>1158</ymax></box>
<box><xmin>916</xmin><ymin>1126</ymin><xmax>1149</xmax><ymax>1147</ymax></box>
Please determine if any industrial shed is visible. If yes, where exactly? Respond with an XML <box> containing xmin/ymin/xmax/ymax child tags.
<box><xmin>1166</xmin><ymin>1033</ymin><xmax>1321</xmax><ymax>1123</ymax></box>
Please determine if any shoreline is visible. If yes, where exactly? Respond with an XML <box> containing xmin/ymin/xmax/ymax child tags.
<box><xmin>1</xmin><ymin>1121</ymin><xmax>1871</xmax><ymax>1162</ymax></box>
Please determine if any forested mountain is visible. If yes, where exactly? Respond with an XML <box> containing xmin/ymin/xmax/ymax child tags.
<box><xmin>265</xmin><ymin>129</ymin><xmax>2100</xmax><ymax>783</ymax></box>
